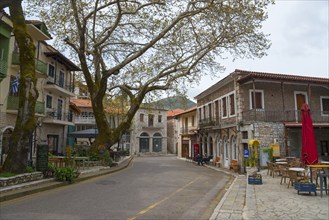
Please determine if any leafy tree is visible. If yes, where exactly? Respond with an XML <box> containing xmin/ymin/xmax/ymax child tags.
<box><xmin>27</xmin><ymin>0</ymin><xmax>272</xmax><ymax>148</ymax></box>
<box><xmin>1</xmin><ymin>0</ymin><xmax>38</xmax><ymax>173</ymax></box>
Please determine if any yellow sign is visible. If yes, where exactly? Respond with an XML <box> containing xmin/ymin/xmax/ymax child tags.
<box><xmin>271</xmin><ymin>144</ymin><xmax>280</xmax><ymax>157</ymax></box>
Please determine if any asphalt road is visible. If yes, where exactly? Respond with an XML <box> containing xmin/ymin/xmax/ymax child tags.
<box><xmin>0</xmin><ymin>156</ymin><xmax>231</xmax><ymax>220</ymax></box>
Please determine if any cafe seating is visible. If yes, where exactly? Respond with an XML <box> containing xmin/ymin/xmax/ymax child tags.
<box><xmin>272</xmin><ymin>163</ymin><xmax>281</xmax><ymax>177</ymax></box>
<box><xmin>287</xmin><ymin>169</ymin><xmax>308</xmax><ymax>188</ymax></box>
<box><xmin>280</xmin><ymin>167</ymin><xmax>289</xmax><ymax>185</ymax></box>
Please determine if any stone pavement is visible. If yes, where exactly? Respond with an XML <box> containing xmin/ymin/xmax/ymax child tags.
<box><xmin>209</xmin><ymin>166</ymin><xmax>329</xmax><ymax>220</ymax></box>
<box><xmin>1</xmin><ymin>157</ymin><xmax>329</xmax><ymax>220</ymax></box>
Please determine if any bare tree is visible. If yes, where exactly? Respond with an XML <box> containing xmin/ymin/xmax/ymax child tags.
<box><xmin>27</xmin><ymin>0</ymin><xmax>272</xmax><ymax>148</ymax></box>
<box><xmin>2</xmin><ymin>0</ymin><xmax>38</xmax><ymax>173</ymax></box>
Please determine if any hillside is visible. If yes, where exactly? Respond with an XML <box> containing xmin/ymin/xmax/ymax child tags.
<box><xmin>144</xmin><ymin>96</ymin><xmax>196</xmax><ymax>110</ymax></box>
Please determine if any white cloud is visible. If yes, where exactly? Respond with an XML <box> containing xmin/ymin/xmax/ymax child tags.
<box><xmin>188</xmin><ymin>0</ymin><xmax>329</xmax><ymax>100</ymax></box>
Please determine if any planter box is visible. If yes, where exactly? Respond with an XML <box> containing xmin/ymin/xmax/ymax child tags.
<box><xmin>294</xmin><ymin>182</ymin><xmax>316</xmax><ymax>195</ymax></box>
<box><xmin>248</xmin><ymin>175</ymin><xmax>263</xmax><ymax>185</ymax></box>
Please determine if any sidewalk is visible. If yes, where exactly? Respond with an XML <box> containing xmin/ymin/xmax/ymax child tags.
<box><xmin>209</xmin><ymin>166</ymin><xmax>329</xmax><ymax>220</ymax></box>
<box><xmin>0</xmin><ymin>156</ymin><xmax>133</xmax><ymax>202</ymax></box>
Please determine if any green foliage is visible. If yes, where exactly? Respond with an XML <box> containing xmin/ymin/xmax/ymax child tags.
<box><xmin>247</xmin><ymin>155</ymin><xmax>256</xmax><ymax>167</ymax></box>
<box><xmin>73</xmin><ymin>145</ymin><xmax>88</xmax><ymax>157</ymax></box>
<box><xmin>54</xmin><ymin>167</ymin><xmax>79</xmax><ymax>183</ymax></box>
<box><xmin>0</xmin><ymin>172</ymin><xmax>17</xmax><ymax>177</ymax></box>
<box><xmin>26</xmin><ymin>166</ymin><xmax>34</xmax><ymax>173</ymax></box>
<box><xmin>88</xmin><ymin>146</ymin><xmax>100</xmax><ymax>161</ymax></box>
<box><xmin>100</xmin><ymin>150</ymin><xmax>112</xmax><ymax>167</ymax></box>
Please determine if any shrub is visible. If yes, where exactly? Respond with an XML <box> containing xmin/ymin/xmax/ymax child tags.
<box><xmin>54</xmin><ymin>167</ymin><xmax>79</xmax><ymax>183</ymax></box>
<box><xmin>26</xmin><ymin>166</ymin><xmax>34</xmax><ymax>173</ymax></box>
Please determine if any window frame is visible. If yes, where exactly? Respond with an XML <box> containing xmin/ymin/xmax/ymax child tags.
<box><xmin>48</xmin><ymin>64</ymin><xmax>55</xmax><ymax>78</ymax></box>
<box><xmin>320</xmin><ymin>96</ymin><xmax>329</xmax><ymax>116</ymax></box>
<box><xmin>46</xmin><ymin>95</ymin><xmax>52</xmax><ymax>109</ymax></box>
<box><xmin>249</xmin><ymin>90</ymin><xmax>264</xmax><ymax>110</ymax></box>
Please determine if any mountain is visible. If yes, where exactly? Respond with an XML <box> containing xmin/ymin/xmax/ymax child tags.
<box><xmin>144</xmin><ymin>96</ymin><xmax>196</xmax><ymax>110</ymax></box>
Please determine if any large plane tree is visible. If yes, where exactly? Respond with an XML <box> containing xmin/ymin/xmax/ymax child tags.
<box><xmin>27</xmin><ymin>0</ymin><xmax>272</xmax><ymax>148</ymax></box>
<box><xmin>1</xmin><ymin>0</ymin><xmax>39</xmax><ymax>173</ymax></box>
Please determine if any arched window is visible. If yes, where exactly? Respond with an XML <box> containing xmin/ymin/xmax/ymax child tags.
<box><xmin>139</xmin><ymin>132</ymin><xmax>149</xmax><ymax>152</ymax></box>
<box><xmin>231</xmin><ymin>136</ymin><xmax>237</xmax><ymax>160</ymax></box>
<box><xmin>152</xmin><ymin>133</ymin><xmax>162</xmax><ymax>152</ymax></box>
<box><xmin>224</xmin><ymin>136</ymin><xmax>228</xmax><ymax>158</ymax></box>
<box><xmin>209</xmin><ymin>137</ymin><xmax>213</xmax><ymax>156</ymax></box>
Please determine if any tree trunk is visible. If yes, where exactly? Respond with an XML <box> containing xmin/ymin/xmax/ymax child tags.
<box><xmin>2</xmin><ymin>0</ymin><xmax>38</xmax><ymax>174</ymax></box>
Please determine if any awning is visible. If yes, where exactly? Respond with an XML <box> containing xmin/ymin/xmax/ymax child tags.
<box><xmin>249</xmin><ymin>139</ymin><xmax>260</xmax><ymax>146</ymax></box>
<box><xmin>67</xmin><ymin>128</ymin><xmax>98</xmax><ymax>138</ymax></box>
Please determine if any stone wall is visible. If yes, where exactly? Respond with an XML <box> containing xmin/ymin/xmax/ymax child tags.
<box><xmin>0</xmin><ymin>172</ymin><xmax>43</xmax><ymax>187</ymax></box>
<box><xmin>253</xmin><ymin>122</ymin><xmax>285</xmax><ymax>155</ymax></box>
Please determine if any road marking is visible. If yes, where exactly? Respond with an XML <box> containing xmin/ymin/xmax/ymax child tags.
<box><xmin>127</xmin><ymin>175</ymin><xmax>202</xmax><ymax>220</ymax></box>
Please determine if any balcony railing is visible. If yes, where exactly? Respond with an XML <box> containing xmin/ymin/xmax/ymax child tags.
<box><xmin>46</xmin><ymin>79</ymin><xmax>74</xmax><ymax>93</ymax></box>
<box><xmin>46</xmin><ymin>111</ymin><xmax>73</xmax><ymax>122</ymax></box>
<box><xmin>241</xmin><ymin>109</ymin><xmax>328</xmax><ymax>123</ymax></box>
<box><xmin>7</xmin><ymin>95</ymin><xmax>45</xmax><ymax>114</ymax></box>
<box><xmin>198</xmin><ymin>109</ymin><xmax>328</xmax><ymax>129</ymax></box>
<box><xmin>74</xmin><ymin>116</ymin><xmax>96</xmax><ymax>124</ymax></box>
<box><xmin>181</xmin><ymin>126</ymin><xmax>197</xmax><ymax>134</ymax></box>
<box><xmin>12</xmin><ymin>52</ymin><xmax>47</xmax><ymax>76</ymax></box>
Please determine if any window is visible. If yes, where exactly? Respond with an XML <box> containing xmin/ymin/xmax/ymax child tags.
<box><xmin>46</xmin><ymin>95</ymin><xmax>52</xmax><ymax>109</ymax></box>
<box><xmin>140</xmin><ymin>113</ymin><xmax>144</xmax><ymax>122</ymax></box>
<box><xmin>158</xmin><ymin>115</ymin><xmax>162</xmax><ymax>123</ymax></box>
<box><xmin>229</xmin><ymin>93</ymin><xmax>235</xmax><ymax>116</ymax></box>
<box><xmin>250</xmin><ymin>90</ymin><xmax>264</xmax><ymax>109</ymax></box>
<box><xmin>57</xmin><ymin>99</ymin><xmax>63</xmax><ymax>120</ymax></box>
<box><xmin>192</xmin><ymin>116</ymin><xmax>195</xmax><ymax>127</ymax></box>
<box><xmin>59</xmin><ymin>71</ymin><xmax>64</xmax><ymax>88</ymax></box>
<box><xmin>208</xmin><ymin>103</ymin><xmax>212</xmax><ymax>119</ymax></box>
<box><xmin>222</xmin><ymin>97</ymin><xmax>227</xmax><ymax>118</ymax></box>
<box><xmin>48</xmin><ymin>64</ymin><xmax>55</xmax><ymax>78</ymax></box>
<box><xmin>320</xmin><ymin>96</ymin><xmax>329</xmax><ymax>115</ymax></box>
<box><xmin>148</xmin><ymin>114</ymin><xmax>154</xmax><ymax>127</ymax></box>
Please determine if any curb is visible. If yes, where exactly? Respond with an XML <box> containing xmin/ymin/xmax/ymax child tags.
<box><xmin>0</xmin><ymin>156</ymin><xmax>133</xmax><ymax>203</ymax></box>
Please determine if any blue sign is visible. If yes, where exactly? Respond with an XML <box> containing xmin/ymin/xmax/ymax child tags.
<box><xmin>244</xmin><ymin>149</ymin><xmax>249</xmax><ymax>158</ymax></box>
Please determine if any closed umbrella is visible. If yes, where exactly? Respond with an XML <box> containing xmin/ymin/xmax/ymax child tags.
<box><xmin>301</xmin><ymin>103</ymin><xmax>318</xmax><ymax>165</ymax></box>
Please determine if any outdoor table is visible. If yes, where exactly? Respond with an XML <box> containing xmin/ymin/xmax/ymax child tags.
<box><xmin>276</xmin><ymin>162</ymin><xmax>288</xmax><ymax>165</ymax></box>
<box><xmin>289</xmin><ymin>167</ymin><xmax>305</xmax><ymax>172</ymax></box>
<box><xmin>307</xmin><ymin>164</ymin><xmax>329</xmax><ymax>183</ymax></box>
<box><xmin>319</xmin><ymin>161</ymin><xmax>329</xmax><ymax>164</ymax></box>
<box><xmin>276</xmin><ymin>159</ymin><xmax>287</xmax><ymax>162</ymax></box>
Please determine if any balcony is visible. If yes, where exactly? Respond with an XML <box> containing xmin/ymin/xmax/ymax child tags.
<box><xmin>6</xmin><ymin>95</ymin><xmax>45</xmax><ymax>114</ymax></box>
<box><xmin>0</xmin><ymin>59</ymin><xmax>8</xmax><ymax>79</ymax></box>
<box><xmin>74</xmin><ymin>115</ymin><xmax>96</xmax><ymax>124</ymax></box>
<box><xmin>181</xmin><ymin>126</ymin><xmax>198</xmax><ymax>135</ymax></box>
<box><xmin>11</xmin><ymin>52</ymin><xmax>47</xmax><ymax>77</ymax></box>
<box><xmin>44</xmin><ymin>79</ymin><xmax>75</xmax><ymax>97</ymax></box>
<box><xmin>241</xmin><ymin>109</ymin><xmax>329</xmax><ymax>124</ymax></box>
<box><xmin>43</xmin><ymin>111</ymin><xmax>74</xmax><ymax>126</ymax></box>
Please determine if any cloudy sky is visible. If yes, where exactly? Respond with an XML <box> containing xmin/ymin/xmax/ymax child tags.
<box><xmin>187</xmin><ymin>0</ymin><xmax>329</xmax><ymax>100</ymax></box>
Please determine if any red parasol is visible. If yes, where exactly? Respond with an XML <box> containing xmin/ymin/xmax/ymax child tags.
<box><xmin>301</xmin><ymin>103</ymin><xmax>318</xmax><ymax>165</ymax></box>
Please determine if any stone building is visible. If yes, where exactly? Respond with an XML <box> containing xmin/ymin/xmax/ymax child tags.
<box><xmin>130</xmin><ymin>107</ymin><xmax>167</xmax><ymax>155</ymax></box>
<box><xmin>0</xmin><ymin>14</ymin><xmax>80</xmax><ymax>164</ymax></box>
<box><xmin>195</xmin><ymin>69</ymin><xmax>329</xmax><ymax>171</ymax></box>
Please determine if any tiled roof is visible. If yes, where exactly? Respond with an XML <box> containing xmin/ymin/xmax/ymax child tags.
<box><xmin>174</xmin><ymin>106</ymin><xmax>197</xmax><ymax>117</ymax></box>
<box><xmin>167</xmin><ymin>108</ymin><xmax>185</xmax><ymax>117</ymax></box>
<box><xmin>70</xmin><ymin>99</ymin><xmax>92</xmax><ymax>108</ymax></box>
<box><xmin>236</xmin><ymin>69</ymin><xmax>329</xmax><ymax>84</ymax></box>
